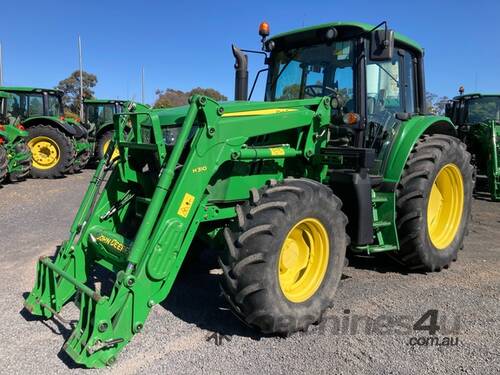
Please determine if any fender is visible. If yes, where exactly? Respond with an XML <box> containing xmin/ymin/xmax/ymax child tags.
<box><xmin>383</xmin><ymin>115</ymin><xmax>457</xmax><ymax>184</ymax></box>
<box><xmin>22</xmin><ymin>116</ymin><xmax>77</xmax><ymax>137</ymax></box>
<box><xmin>95</xmin><ymin>121</ymin><xmax>114</xmax><ymax>137</ymax></box>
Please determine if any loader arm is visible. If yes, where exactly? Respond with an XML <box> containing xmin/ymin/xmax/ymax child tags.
<box><xmin>24</xmin><ymin>95</ymin><xmax>331</xmax><ymax>367</ymax></box>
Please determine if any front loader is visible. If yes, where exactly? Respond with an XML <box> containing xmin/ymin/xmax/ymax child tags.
<box><xmin>0</xmin><ymin>91</ymin><xmax>31</xmax><ymax>183</ymax></box>
<box><xmin>24</xmin><ymin>21</ymin><xmax>473</xmax><ymax>368</ymax></box>
<box><xmin>446</xmin><ymin>92</ymin><xmax>500</xmax><ymax>201</ymax></box>
<box><xmin>0</xmin><ymin>87</ymin><xmax>92</xmax><ymax>177</ymax></box>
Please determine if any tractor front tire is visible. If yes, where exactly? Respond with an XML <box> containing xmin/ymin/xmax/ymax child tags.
<box><xmin>68</xmin><ymin>149</ymin><xmax>91</xmax><ymax>174</ymax></box>
<box><xmin>96</xmin><ymin>130</ymin><xmax>114</xmax><ymax>161</ymax></box>
<box><xmin>27</xmin><ymin>125</ymin><xmax>74</xmax><ymax>178</ymax></box>
<box><xmin>220</xmin><ymin>178</ymin><xmax>348</xmax><ymax>335</ymax></box>
<box><xmin>396</xmin><ymin>134</ymin><xmax>473</xmax><ymax>271</ymax></box>
<box><xmin>9</xmin><ymin>141</ymin><xmax>32</xmax><ymax>182</ymax></box>
<box><xmin>0</xmin><ymin>145</ymin><xmax>7</xmax><ymax>184</ymax></box>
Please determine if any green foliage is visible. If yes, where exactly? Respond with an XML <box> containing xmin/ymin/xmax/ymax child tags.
<box><xmin>56</xmin><ymin>71</ymin><xmax>97</xmax><ymax>113</ymax></box>
<box><xmin>278</xmin><ymin>84</ymin><xmax>301</xmax><ymax>100</ymax></box>
<box><xmin>153</xmin><ymin>87</ymin><xmax>227</xmax><ymax>108</ymax></box>
<box><xmin>426</xmin><ymin>91</ymin><xmax>449</xmax><ymax>115</ymax></box>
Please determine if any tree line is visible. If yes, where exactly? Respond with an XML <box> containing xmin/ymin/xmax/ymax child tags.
<box><xmin>54</xmin><ymin>70</ymin><xmax>448</xmax><ymax>116</ymax></box>
<box><xmin>55</xmin><ymin>70</ymin><xmax>227</xmax><ymax>116</ymax></box>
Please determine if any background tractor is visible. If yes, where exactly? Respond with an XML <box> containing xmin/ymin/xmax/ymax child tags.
<box><xmin>0</xmin><ymin>91</ymin><xmax>31</xmax><ymax>183</ymax></box>
<box><xmin>446</xmin><ymin>92</ymin><xmax>500</xmax><ymax>201</ymax></box>
<box><xmin>24</xmin><ymin>21</ymin><xmax>473</xmax><ymax>368</ymax></box>
<box><xmin>82</xmin><ymin>99</ymin><xmax>125</xmax><ymax>160</ymax></box>
<box><xmin>0</xmin><ymin>87</ymin><xmax>92</xmax><ymax>177</ymax></box>
<box><xmin>80</xmin><ymin>99</ymin><xmax>150</xmax><ymax>161</ymax></box>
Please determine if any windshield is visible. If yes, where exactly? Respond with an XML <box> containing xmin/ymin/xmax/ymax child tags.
<box><xmin>47</xmin><ymin>94</ymin><xmax>63</xmax><ymax>117</ymax></box>
<box><xmin>6</xmin><ymin>92</ymin><xmax>44</xmax><ymax>119</ymax></box>
<box><xmin>465</xmin><ymin>97</ymin><xmax>500</xmax><ymax>123</ymax></box>
<box><xmin>86</xmin><ymin>103</ymin><xmax>115</xmax><ymax>127</ymax></box>
<box><xmin>266</xmin><ymin>40</ymin><xmax>356</xmax><ymax>111</ymax></box>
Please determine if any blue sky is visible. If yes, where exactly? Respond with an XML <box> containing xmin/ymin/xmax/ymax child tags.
<box><xmin>1</xmin><ymin>0</ymin><xmax>499</xmax><ymax>104</ymax></box>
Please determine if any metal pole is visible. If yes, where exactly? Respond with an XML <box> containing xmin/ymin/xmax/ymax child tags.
<box><xmin>0</xmin><ymin>42</ymin><xmax>3</xmax><ymax>86</ymax></box>
<box><xmin>78</xmin><ymin>36</ymin><xmax>84</xmax><ymax>119</ymax></box>
<box><xmin>141</xmin><ymin>67</ymin><xmax>145</xmax><ymax>103</ymax></box>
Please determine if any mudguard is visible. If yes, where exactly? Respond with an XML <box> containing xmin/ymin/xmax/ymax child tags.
<box><xmin>383</xmin><ymin>115</ymin><xmax>457</xmax><ymax>184</ymax></box>
<box><xmin>22</xmin><ymin>116</ymin><xmax>77</xmax><ymax>136</ymax></box>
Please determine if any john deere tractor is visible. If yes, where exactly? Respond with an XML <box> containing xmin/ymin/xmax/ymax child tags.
<box><xmin>0</xmin><ymin>91</ymin><xmax>31</xmax><ymax>184</ymax></box>
<box><xmin>446</xmin><ymin>92</ymin><xmax>500</xmax><ymax>201</ymax></box>
<box><xmin>0</xmin><ymin>87</ymin><xmax>92</xmax><ymax>177</ymax></box>
<box><xmin>24</xmin><ymin>21</ymin><xmax>473</xmax><ymax>368</ymax></box>
<box><xmin>81</xmin><ymin>99</ymin><xmax>150</xmax><ymax>161</ymax></box>
<box><xmin>82</xmin><ymin>99</ymin><xmax>125</xmax><ymax>160</ymax></box>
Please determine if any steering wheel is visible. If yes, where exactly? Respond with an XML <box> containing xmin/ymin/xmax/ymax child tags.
<box><xmin>304</xmin><ymin>85</ymin><xmax>337</xmax><ymax>98</ymax></box>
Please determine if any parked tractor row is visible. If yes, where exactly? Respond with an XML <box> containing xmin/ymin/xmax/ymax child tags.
<box><xmin>23</xmin><ymin>21</ymin><xmax>482</xmax><ymax>368</ymax></box>
<box><xmin>0</xmin><ymin>87</ymin><xmax>143</xmax><ymax>185</ymax></box>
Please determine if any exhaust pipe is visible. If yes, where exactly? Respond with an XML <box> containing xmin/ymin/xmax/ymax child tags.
<box><xmin>232</xmin><ymin>44</ymin><xmax>248</xmax><ymax>101</ymax></box>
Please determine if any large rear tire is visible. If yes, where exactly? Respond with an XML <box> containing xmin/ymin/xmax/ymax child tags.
<box><xmin>26</xmin><ymin>125</ymin><xmax>74</xmax><ymax>178</ymax></box>
<box><xmin>220</xmin><ymin>178</ymin><xmax>348</xmax><ymax>335</ymax></box>
<box><xmin>0</xmin><ymin>145</ymin><xmax>7</xmax><ymax>184</ymax></box>
<box><xmin>396</xmin><ymin>134</ymin><xmax>473</xmax><ymax>271</ymax></box>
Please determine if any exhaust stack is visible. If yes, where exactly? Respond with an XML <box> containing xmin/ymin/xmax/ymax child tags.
<box><xmin>232</xmin><ymin>45</ymin><xmax>248</xmax><ymax>101</ymax></box>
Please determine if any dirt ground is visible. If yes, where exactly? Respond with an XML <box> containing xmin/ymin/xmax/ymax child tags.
<box><xmin>0</xmin><ymin>170</ymin><xmax>498</xmax><ymax>374</ymax></box>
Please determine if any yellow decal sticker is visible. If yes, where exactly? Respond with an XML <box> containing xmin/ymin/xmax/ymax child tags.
<box><xmin>270</xmin><ymin>148</ymin><xmax>285</xmax><ymax>156</ymax></box>
<box><xmin>222</xmin><ymin>108</ymin><xmax>298</xmax><ymax>117</ymax></box>
<box><xmin>192</xmin><ymin>165</ymin><xmax>208</xmax><ymax>174</ymax></box>
<box><xmin>177</xmin><ymin>193</ymin><xmax>195</xmax><ymax>218</ymax></box>
<box><xmin>96</xmin><ymin>235</ymin><xmax>128</xmax><ymax>253</ymax></box>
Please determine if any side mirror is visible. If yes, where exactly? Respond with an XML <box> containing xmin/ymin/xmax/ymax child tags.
<box><xmin>370</xmin><ymin>29</ymin><xmax>394</xmax><ymax>61</ymax></box>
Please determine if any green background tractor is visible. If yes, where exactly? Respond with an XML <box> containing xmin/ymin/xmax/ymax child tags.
<box><xmin>0</xmin><ymin>91</ymin><xmax>31</xmax><ymax>183</ymax></box>
<box><xmin>83</xmin><ymin>99</ymin><xmax>125</xmax><ymax>160</ymax></box>
<box><xmin>0</xmin><ymin>87</ymin><xmax>92</xmax><ymax>177</ymax></box>
<box><xmin>24</xmin><ymin>21</ymin><xmax>473</xmax><ymax>368</ymax></box>
<box><xmin>81</xmin><ymin>99</ymin><xmax>150</xmax><ymax>161</ymax></box>
<box><xmin>446</xmin><ymin>93</ymin><xmax>500</xmax><ymax>201</ymax></box>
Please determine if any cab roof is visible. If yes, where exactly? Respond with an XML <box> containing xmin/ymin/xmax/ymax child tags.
<box><xmin>0</xmin><ymin>86</ymin><xmax>64</xmax><ymax>96</ymax></box>
<box><xmin>453</xmin><ymin>93</ymin><xmax>500</xmax><ymax>100</ymax></box>
<box><xmin>84</xmin><ymin>99</ymin><xmax>126</xmax><ymax>105</ymax></box>
<box><xmin>269</xmin><ymin>21</ymin><xmax>423</xmax><ymax>54</ymax></box>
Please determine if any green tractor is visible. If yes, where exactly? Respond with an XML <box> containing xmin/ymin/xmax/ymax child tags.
<box><xmin>24</xmin><ymin>21</ymin><xmax>473</xmax><ymax>368</ymax></box>
<box><xmin>0</xmin><ymin>91</ymin><xmax>31</xmax><ymax>184</ymax></box>
<box><xmin>81</xmin><ymin>99</ymin><xmax>150</xmax><ymax>161</ymax></box>
<box><xmin>82</xmin><ymin>99</ymin><xmax>126</xmax><ymax>160</ymax></box>
<box><xmin>0</xmin><ymin>87</ymin><xmax>92</xmax><ymax>177</ymax></box>
<box><xmin>446</xmin><ymin>91</ymin><xmax>500</xmax><ymax>201</ymax></box>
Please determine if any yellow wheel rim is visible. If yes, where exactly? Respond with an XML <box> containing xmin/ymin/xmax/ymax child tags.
<box><xmin>103</xmin><ymin>139</ymin><xmax>120</xmax><ymax>160</ymax></box>
<box><xmin>278</xmin><ymin>218</ymin><xmax>329</xmax><ymax>303</ymax></box>
<box><xmin>427</xmin><ymin>164</ymin><xmax>464</xmax><ymax>250</ymax></box>
<box><xmin>28</xmin><ymin>136</ymin><xmax>60</xmax><ymax>170</ymax></box>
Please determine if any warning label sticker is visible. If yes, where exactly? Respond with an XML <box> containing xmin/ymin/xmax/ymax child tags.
<box><xmin>177</xmin><ymin>193</ymin><xmax>195</xmax><ymax>218</ymax></box>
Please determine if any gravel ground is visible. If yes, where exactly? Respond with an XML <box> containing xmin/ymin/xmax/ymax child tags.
<box><xmin>0</xmin><ymin>170</ymin><xmax>499</xmax><ymax>374</ymax></box>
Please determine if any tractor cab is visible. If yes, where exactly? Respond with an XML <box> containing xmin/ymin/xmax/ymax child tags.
<box><xmin>446</xmin><ymin>92</ymin><xmax>500</xmax><ymax>200</ymax></box>
<box><xmin>0</xmin><ymin>87</ymin><xmax>65</xmax><ymax>120</ymax></box>
<box><xmin>83</xmin><ymin>99</ymin><xmax>125</xmax><ymax>130</ymax></box>
<box><xmin>0</xmin><ymin>91</ymin><xmax>9</xmax><ymax>124</ymax></box>
<box><xmin>235</xmin><ymin>22</ymin><xmax>431</xmax><ymax>176</ymax></box>
<box><xmin>446</xmin><ymin>93</ymin><xmax>500</xmax><ymax>127</ymax></box>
